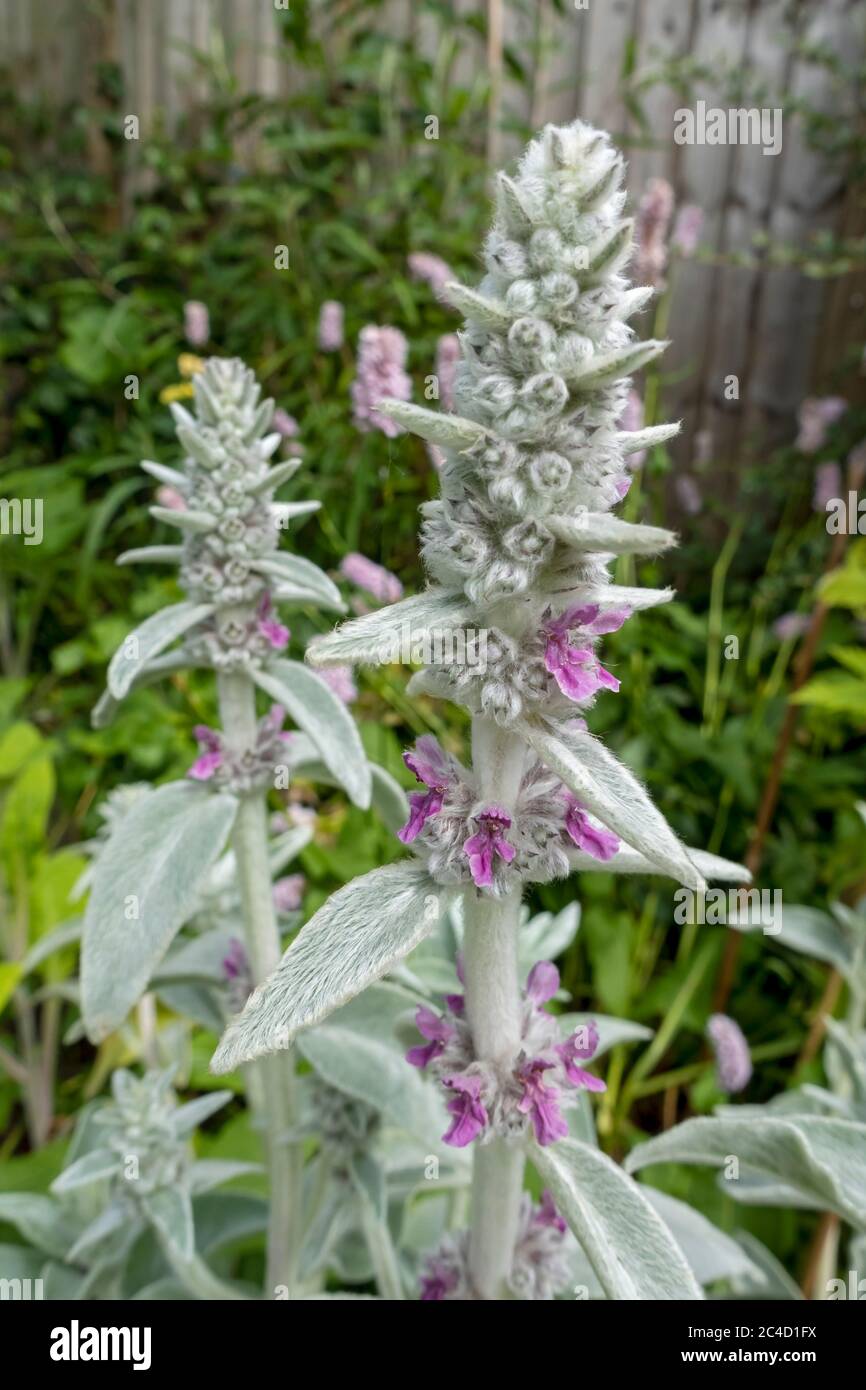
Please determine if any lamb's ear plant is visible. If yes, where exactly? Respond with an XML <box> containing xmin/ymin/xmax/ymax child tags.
<box><xmin>212</xmin><ymin>121</ymin><xmax>750</xmax><ymax>1301</ymax></box>
<box><xmin>0</xmin><ymin>1068</ymin><xmax>257</xmax><ymax>1300</ymax></box>
<box><xmin>81</xmin><ymin>356</ymin><xmax>379</xmax><ymax>1295</ymax></box>
<box><xmin>627</xmin><ymin>887</ymin><xmax>866</xmax><ymax>1298</ymax></box>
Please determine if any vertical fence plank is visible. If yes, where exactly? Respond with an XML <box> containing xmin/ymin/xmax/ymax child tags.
<box><xmin>578</xmin><ymin>0</ymin><xmax>637</xmax><ymax>141</ymax></box>
<box><xmin>660</xmin><ymin>0</ymin><xmax>755</xmax><ymax>477</ymax></box>
<box><xmin>742</xmin><ymin>0</ymin><xmax>860</xmax><ymax>454</ymax></box>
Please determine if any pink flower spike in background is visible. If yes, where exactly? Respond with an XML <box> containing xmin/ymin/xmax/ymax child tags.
<box><xmin>813</xmin><ymin>460</ymin><xmax>842</xmax><ymax>512</ymax></box>
<box><xmin>317</xmin><ymin>300</ymin><xmax>345</xmax><ymax>352</ymax></box>
<box><xmin>408</xmin><ymin>251</ymin><xmax>453</xmax><ymax>298</ymax></box>
<box><xmin>272</xmin><ymin>409</ymin><xmax>299</xmax><ymax>438</ymax></box>
<box><xmin>339</xmin><ymin>551</ymin><xmax>403</xmax><ymax>604</ymax></box>
<box><xmin>272</xmin><ymin>874</ymin><xmax>305</xmax><ymax>914</ymax></box>
<box><xmin>707</xmin><ymin>1013</ymin><xmax>752</xmax><ymax>1094</ymax></box>
<box><xmin>671</xmin><ymin>204</ymin><xmax>704</xmax><ymax>257</ymax></box>
<box><xmin>634</xmin><ymin>177</ymin><xmax>674</xmax><ymax>288</ymax></box>
<box><xmin>319</xmin><ymin>665</ymin><xmax>357</xmax><ymax>703</ymax></box>
<box><xmin>796</xmin><ymin>396</ymin><xmax>847</xmax><ymax>453</ymax></box>
<box><xmin>351</xmin><ymin>324</ymin><xmax>411</xmax><ymax>436</ymax></box>
<box><xmin>183</xmin><ymin>300</ymin><xmax>209</xmax><ymax>346</ymax></box>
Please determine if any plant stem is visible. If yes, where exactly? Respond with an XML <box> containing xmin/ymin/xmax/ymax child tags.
<box><xmin>463</xmin><ymin>719</ymin><xmax>526</xmax><ymax>1300</ymax></box>
<box><xmin>217</xmin><ymin>668</ymin><xmax>300</xmax><ymax>1298</ymax></box>
<box><xmin>161</xmin><ymin>1240</ymin><xmax>250</xmax><ymax>1301</ymax></box>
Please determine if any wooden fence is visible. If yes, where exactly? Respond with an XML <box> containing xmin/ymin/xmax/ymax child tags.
<box><xmin>1</xmin><ymin>0</ymin><xmax>864</xmax><ymax>473</ymax></box>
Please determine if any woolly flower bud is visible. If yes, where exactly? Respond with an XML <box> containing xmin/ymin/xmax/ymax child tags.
<box><xmin>706</xmin><ymin>1013</ymin><xmax>752</xmax><ymax>1094</ymax></box>
<box><xmin>529</xmin><ymin>450</ymin><xmax>572</xmax><ymax>498</ymax></box>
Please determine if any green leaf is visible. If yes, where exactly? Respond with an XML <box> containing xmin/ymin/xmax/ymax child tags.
<box><xmin>792</xmin><ymin>672</ymin><xmax>866</xmax><ymax>720</ymax></box>
<box><xmin>532</xmin><ymin>1137</ymin><xmax>703</xmax><ymax>1300</ymax></box>
<box><xmin>141</xmin><ymin>1187</ymin><xmax>194</xmax><ymax>1261</ymax></box>
<box><xmin>81</xmin><ymin>781</ymin><xmax>238</xmax><ymax>1040</ymax></box>
<box><xmin>107</xmin><ymin>601</ymin><xmax>213</xmax><ymax>700</ymax></box>
<box><xmin>212</xmin><ymin>862</ymin><xmax>447</xmax><ymax>1071</ymax></box>
<box><xmin>0</xmin><ymin>962</ymin><xmax>23</xmax><ymax>1017</ymax></box>
<box><xmin>626</xmin><ymin>1115</ymin><xmax>866</xmax><ymax>1228</ymax></box>
<box><xmin>252</xmin><ymin>658</ymin><xmax>371</xmax><ymax>808</ymax></box>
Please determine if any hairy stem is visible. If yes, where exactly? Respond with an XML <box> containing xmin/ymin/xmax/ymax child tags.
<box><xmin>463</xmin><ymin>719</ymin><xmax>526</xmax><ymax>1299</ymax></box>
<box><xmin>217</xmin><ymin>668</ymin><xmax>300</xmax><ymax>1297</ymax></box>
<box><xmin>160</xmin><ymin>1240</ymin><xmax>250</xmax><ymax>1301</ymax></box>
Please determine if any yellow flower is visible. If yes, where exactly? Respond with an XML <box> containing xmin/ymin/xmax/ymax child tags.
<box><xmin>158</xmin><ymin>383</ymin><xmax>195</xmax><ymax>404</ymax></box>
<box><xmin>178</xmin><ymin>353</ymin><xmax>205</xmax><ymax>378</ymax></box>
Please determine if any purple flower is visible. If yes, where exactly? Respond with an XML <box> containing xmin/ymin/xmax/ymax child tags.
<box><xmin>272</xmin><ymin>409</ymin><xmax>299</xmax><ymax>438</ymax></box>
<box><xmin>534</xmin><ymin>1190</ymin><xmax>567</xmax><ymax>1234</ymax></box>
<box><xmin>463</xmin><ymin>805</ymin><xmax>516</xmax><ymax>888</ymax></box>
<box><xmin>707</xmin><ymin>1013</ymin><xmax>752</xmax><ymax>1094</ymax></box>
<box><xmin>563</xmin><ymin>794</ymin><xmax>620</xmax><ymax>861</ymax></box>
<box><xmin>257</xmin><ymin>593</ymin><xmax>290</xmax><ymax>651</ymax></box>
<box><xmin>406</xmin><ymin>1006</ymin><xmax>457</xmax><ymax>1070</ymax></box>
<box><xmin>272</xmin><ymin>874</ymin><xmax>305</xmax><ymax>914</ymax></box>
<box><xmin>419</xmin><ymin>1256</ymin><xmax>461</xmax><ymax>1301</ymax></box>
<box><xmin>426</xmin><ymin>442</ymin><xmax>446</xmax><ymax>470</ymax></box>
<box><xmin>339</xmin><ymin>552</ymin><xmax>403</xmax><ymax>605</ymax></box>
<box><xmin>442</xmin><ymin>1073</ymin><xmax>488</xmax><ymax>1147</ymax></box>
<box><xmin>526</xmin><ymin>961</ymin><xmax>560</xmax><ymax>1007</ymax></box>
<box><xmin>615</xmin><ymin>474</ymin><xmax>632</xmax><ymax>499</ymax></box>
<box><xmin>516</xmin><ymin>1058</ymin><xmax>569</xmax><ymax>1146</ymax></box>
<box><xmin>189</xmin><ymin>725</ymin><xmax>224</xmax><ymax>781</ymax></box>
<box><xmin>556</xmin><ymin>1022</ymin><xmax>606</xmax><ymax>1093</ymax></box>
<box><xmin>796</xmin><ymin>397</ymin><xmax>847</xmax><ymax>454</ymax></box>
<box><xmin>319</xmin><ymin>665</ymin><xmax>357</xmax><ymax>703</ymax></box>
<box><xmin>772</xmin><ymin>611</ymin><xmax>809</xmax><ymax>642</ymax></box>
<box><xmin>222</xmin><ymin>938</ymin><xmax>247</xmax><ymax>981</ymax></box>
<box><xmin>183</xmin><ymin>300</ymin><xmax>209</xmax><ymax>346</ymax></box>
<box><xmin>351</xmin><ymin>325</ymin><xmax>411</xmax><ymax>437</ymax></box>
<box><xmin>543</xmin><ymin>604</ymin><xmax>629</xmax><ymax>703</ymax></box>
<box><xmin>408</xmin><ymin>251</ymin><xmax>453</xmax><ymax>298</ymax></box>
<box><xmin>398</xmin><ymin>736</ymin><xmax>454</xmax><ymax>844</ymax></box>
<box><xmin>671</xmin><ymin>205</ymin><xmax>704</xmax><ymax>257</ymax></box>
<box><xmin>317</xmin><ymin>300</ymin><xmax>344</xmax><ymax>352</ymax></box>
<box><xmin>813</xmin><ymin>460</ymin><xmax>842</xmax><ymax>513</ymax></box>
<box><xmin>222</xmin><ymin>938</ymin><xmax>253</xmax><ymax>1009</ymax></box>
<box><xmin>436</xmin><ymin>333</ymin><xmax>460</xmax><ymax>411</ymax></box>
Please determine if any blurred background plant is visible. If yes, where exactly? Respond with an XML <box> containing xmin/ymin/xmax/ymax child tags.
<box><xmin>1</xmin><ymin>0</ymin><xmax>865</xmax><ymax>1294</ymax></box>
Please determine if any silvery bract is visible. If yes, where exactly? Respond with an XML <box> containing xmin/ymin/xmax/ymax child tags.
<box><xmin>214</xmin><ymin>120</ymin><xmax>748</xmax><ymax>1302</ymax></box>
